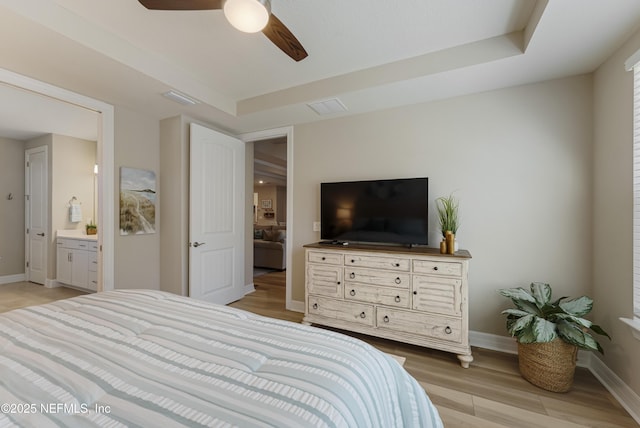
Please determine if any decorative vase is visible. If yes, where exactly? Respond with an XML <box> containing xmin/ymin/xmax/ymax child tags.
<box><xmin>445</xmin><ymin>231</ymin><xmax>455</xmax><ymax>254</ymax></box>
<box><xmin>517</xmin><ymin>339</ymin><xmax>578</xmax><ymax>392</ymax></box>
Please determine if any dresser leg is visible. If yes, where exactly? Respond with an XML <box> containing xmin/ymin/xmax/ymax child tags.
<box><xmin>457</xmin><ymin>353</ymin><xmax>473</xmax><ymax>368</ymax></box>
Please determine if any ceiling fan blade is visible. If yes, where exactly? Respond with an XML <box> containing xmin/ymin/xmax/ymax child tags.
<box><xmin>262</xmin><ymin>14</ymin><xmax>308</xmax><ymax>62</ymax></box>
<box><xmin>138</xmin><ymin>0</ymin><xmax>222</xmax><ymax>10</ymax></box>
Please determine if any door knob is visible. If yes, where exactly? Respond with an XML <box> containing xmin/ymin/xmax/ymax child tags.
<box><xmin>192</xmin><ymin>242</ymin><xmax>205</xmax><ymax>247</ymax></box>
<box><xmin>37</xmin><ymin>233</ymin><xmax>45</xmax><ymax>236</ymax></box>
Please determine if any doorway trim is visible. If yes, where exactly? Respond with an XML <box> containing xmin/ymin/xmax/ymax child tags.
<box><xmin>0</xmin><ymin>68</ymin><xmax>115</xmax><ymax>291</ymax></box>
<box><xmin>239</xmin><ymin>126</ymin><xmax>301</xmax><ymax>312</ymax></box>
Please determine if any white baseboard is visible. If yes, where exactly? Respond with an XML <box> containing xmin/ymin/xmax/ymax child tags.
<box><xmin>589</xmin><ymin>354</ymin><xmax>640</xmax><ymax>423</ymax></box>
<box><xmin>471</xmin><ymin>331</ymin><xmax>637</xmax><ymax>424</ymax></box>
<box><xmin>469</xmin><ymin>330</ymin><xmax>518</xmax><ymax>354</ymax></box>
<box><xmin>45</xmin><ymin>279</ymin><xmax>62</xmax><ymax>288</ymax></box>
<box><xmin>244</xmin><ymin>283</ymin><xmax>256</xmax><ymax>295</ymax></box>
<box><xmin>287</xmin><ymin>299</ymin><xmax>304</xmax><ymax>313</ymax></box>
<box><xmin>0</xmin><ymin>273</ymin><xmax>26</xmax><ymax>285</ymax></box>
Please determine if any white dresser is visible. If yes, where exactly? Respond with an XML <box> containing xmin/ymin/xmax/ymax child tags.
<box><xmin>56</xmin><ymin>231</ymin><xmax>98</xmax><ymax>292</ymax></box>
<box><xmin>303</xmin><ymin>243</ymin><xmax>473</xmax><ymax>368</ymax></box>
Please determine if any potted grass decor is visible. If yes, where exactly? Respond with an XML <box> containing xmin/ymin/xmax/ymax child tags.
<box><xmin>436</xmin><ymin>193</ymin><xmax>459</xmax><ymax>254</ymax></box>
<box><xmin>498</xmin><ymin>282</ymin><xmax>610</xmax><ymax>392</ymax></box>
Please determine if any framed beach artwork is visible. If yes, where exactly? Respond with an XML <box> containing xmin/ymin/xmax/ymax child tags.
<box><xmin>119</xmin><ymin>167</ymin><xmax>156</xmax><ymax>235</ymax></box>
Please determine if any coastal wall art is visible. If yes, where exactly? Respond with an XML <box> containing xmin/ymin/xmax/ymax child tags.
<box><xmin>119</xmin><ymin>167</ymin><xmax>156</xmax><ymax>235</ymax></box>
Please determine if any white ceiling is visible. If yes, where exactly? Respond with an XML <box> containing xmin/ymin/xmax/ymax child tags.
<box><xmin>0</xmin><ymin>0</ymin><xmax>640</xmax><ymax>140</ymax></box>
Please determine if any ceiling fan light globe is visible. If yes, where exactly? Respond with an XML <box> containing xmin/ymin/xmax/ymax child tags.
<box><xmin>223</xmin><ymin>0</ymin><xmax>271</xmax><ymax>33</ymax></box>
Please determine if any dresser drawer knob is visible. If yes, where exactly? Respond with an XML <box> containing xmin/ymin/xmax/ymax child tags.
<box><xmin>337</xmin><ymin>281</ymin><xmax>341</xmax><ymax>285</ymax></box>
<box><xmin>322</xmin><ymin>257</ymin><xmax>326</xmax><ymax>261</ymax></box>
<box><xmin>394</xmin><ymin>263</ymin><xmax>400</xmax><ymax>267</ymax></box>
<box><xmin>351</xmin><ymin>259</ymin><xmax>355</xmax><ymax>263</ymax></box>
<box><xmin>395</xmin><ymin>277</ymin><xmax>401</xmax><ymax>284</ymax></box>
<box><xmin>433</xmin><ymin>266</ymin><xmax>439</xmax><ymax>271</ymax></box>
<box><xmin>383</xmin><ymin>315</ymin><xmax>390</xmax><ymax>323</ymax></box>
<box><xmin>445</xmin><ymin>326</ymin><xmax>452</xmax><ymax>334</ymax></box>
<box><xmin>350</xmin><ymin>272</ymin><xmax>356</xmax><ymax>279</ymax></box>
<box><xmin>313</xmin><ymin>303</ymin><xmax>318</xmax><ymax>310</ymax></box>
<box><xmin>360</xmin><ymin>312</ymin><xmax>366</xmax><ymax>319</ymax></box>
<box><xmin>413</xmin><ymin>291</ymin><xmax>417</xmax><ymax>295</ymax></box>
<box><xmin>350</xmin><ymin>289</ymin><xmax>356</xmax><ymax>296</ymax></box>
<box><xmin>394</xmin><ymin>295</ymin><xmax>401</xmax><ymax>303</ymax></box>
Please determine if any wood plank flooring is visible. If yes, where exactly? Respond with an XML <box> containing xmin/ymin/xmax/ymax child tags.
<box><xmin>0</xmin><ymin>281</ymin><xmax>87</xmax><ymax>313</ymax></box>
<box><xmin>2</xmin><ymin>277</ymin><xmax>636</xmax><ymax>427</ymax></box>
<box><xmin>230</xmin><ymin>271</ymin><xmax>639</xmax><ymax>428</ymax></box>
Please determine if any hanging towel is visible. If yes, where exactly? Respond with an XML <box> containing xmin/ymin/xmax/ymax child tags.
<box><xmin>69</xmin><ymin>204</ymin><xmax>82</xmax><ymax>223</ymax></box>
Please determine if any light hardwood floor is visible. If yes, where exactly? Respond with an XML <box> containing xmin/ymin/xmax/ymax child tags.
<box><xmin>0</xmin><ymin>281</ymin><xmax>87</xmax><ymax>313</ymax></box>
<box><xmin>230</xmin><ymin>271</ymin><xmax>639</xmax><ymax>428</ymax></box>
<box><xmin>2</xmin><ymin>277</ymin><xmax>637</xmax><ymax>427</ymax></box>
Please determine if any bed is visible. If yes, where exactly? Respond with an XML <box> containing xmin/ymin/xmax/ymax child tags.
<box><xmin>0</xmin><ymin>290</ymin><xmax>443</xmax><ymax>427</ymax></box>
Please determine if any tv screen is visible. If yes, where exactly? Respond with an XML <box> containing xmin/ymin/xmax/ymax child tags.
<box><xmin>321</xmin><ymin>178</ymin><xmax>429</xmax><ymax>245</ymax></box>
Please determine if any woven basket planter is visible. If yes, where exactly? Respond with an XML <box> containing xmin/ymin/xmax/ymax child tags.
<box><xmin>517</xmin><ymin>338</ymin><xmax>578</xmax><ymax>392</ymax></box>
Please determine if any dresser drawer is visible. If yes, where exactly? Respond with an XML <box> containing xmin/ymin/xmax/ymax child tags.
<box><xmin>345</xmin><ymin>254</ymin><xmax>410</xmax><ymax>271</ymax></box>
<box><xmin>307</xmin><ymin>264</ymin><xmax>343</xmax><ymax>297</ymax></box>
<box><xmin>413</xmin><ymin>259</ymin><xmax>462</xmax><ymax>277</ymax></box>
<box><xmin>308</xmin><ymin>296</ymin><xmax>374</xmax><ymax>326</ymax></box>
<box><xmin>345</xmin><ymin>283</ymin><xmax>410</xmax><ymax>308</ymax></box>
<box><xmin>412</xmin><ymin>275</ymin><xmax>462</xmax><ymax>316</ymax></box>
<box><xmin>307</xmin><ymin>250</ymin><xmax>343</xmax><ymax>265</ymax></box>
<box><xmin>345</xmin><ymin>267</ymin><xmax>410</xmax><ymax>288</ymax></box>
<box><xmin>376</xmin><ymin>307</ymin><xmax>462</xmax><ymax>343</ymax></box>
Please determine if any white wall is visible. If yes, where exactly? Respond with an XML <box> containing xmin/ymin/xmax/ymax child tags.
<box><xmin>292</xmin><ymin>75</ymin><xmax>594</xmax><ymax>336</ymax></box>
<box><xmin>593</xmin><ymin>26</ymin><xmax>640</xmax><ymax>395</ymax></box>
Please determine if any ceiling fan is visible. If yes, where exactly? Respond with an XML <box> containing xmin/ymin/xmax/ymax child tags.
<box><xmin>138</xmin><ymin>0</ymin><xmax>308</xmax><ymax>62</ymax></box>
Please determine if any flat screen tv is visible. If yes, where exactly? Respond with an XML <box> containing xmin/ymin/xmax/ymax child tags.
<box><xmin>321</xmin><ymin>177</ymin><xmax>429</xmax><ymax>246</ymax></box>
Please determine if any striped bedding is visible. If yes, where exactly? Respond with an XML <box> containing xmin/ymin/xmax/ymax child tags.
<box><xmin>0</xmin><ymin>290</ymin><xmax>443</xmax><ymax>427</ymax></box>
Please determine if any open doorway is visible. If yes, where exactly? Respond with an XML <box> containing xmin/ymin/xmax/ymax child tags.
<box><xmin>242</xmin><ymin>126</ymin><xmax>296</xmax><ymax>312</ymax></box>
<box><xmin>0</xmin><ymin>68</ymin><xmax>115</xmax><ymax>297</ymax></box>
<box><xmin>253</xmin><ymin>137</ymin><xmax>287</xmax><ymax>277</ymax></box>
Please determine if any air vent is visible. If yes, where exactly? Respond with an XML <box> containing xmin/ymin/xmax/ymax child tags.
<box><xmin>307</xmin><ymin>98</ymin><xmax>348</xmax><ymax>116</ymax></box>
<box><xmin>162</xmin><ymin>90</ymin><xmax>200</xmax><ymax>106</ymax></box>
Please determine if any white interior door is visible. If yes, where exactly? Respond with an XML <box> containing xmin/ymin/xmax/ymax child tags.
<box><xmin>189</xmin><ymin>123</ymin><xmax>245</xmax><ymax>304</ymax></box>
<box><xmin>25</xmin><ymin>146</ymin><xmax>48</xmax><ymax>285</ymax></box>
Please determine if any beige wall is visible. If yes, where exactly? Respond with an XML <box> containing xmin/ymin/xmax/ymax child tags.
<box><xmin>593</xmin><ymin>27</ymin><xmax>640</xmax><ymax>395</ymax></box>
<box><xmin>113</xmin><ymin>106</ymin><xmax>160</xmax><ymax>290</ymax></box>
<box><xmin>159</xmin><ymin>115</ymin><xmax>190</xmax><ymax>295</ymax></box>
<box><xmin>292</xmin><ymin>75</ymin><xmax>594</xmax><ymax>335</ymax></box>
<box><xmin>50</xmin><ymin>134</ymin><xmax>96</xmax><ymax>278</ymax></box>
<box><xmin>0</xmin><ymin>137</ymin><xmax>25</xmax><ymax>277</ymax></box>
<box><xmin>51</xmin><ymin>135</ymin><xmax>96</xmax><ymax>232</ymax></box>
<box><xmin>255</xmin><ymin>185</ymin><xmax>278</xmax><ymax>225</ymax></box>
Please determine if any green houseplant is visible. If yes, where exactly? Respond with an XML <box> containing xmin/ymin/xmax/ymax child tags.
<box><xmin>498</xmin><ymin>282</ymin><xmax>610</xmax><ymax>392</ymax></box>
<box><xmin>436</xmin><ymin>193</ymin><xmax>459</xmax><ymax>237</ymax></box>
<box><xmin>86</xmin><ymin>221</ymin><xmax>97</xmax><ymax>235</ymax></box>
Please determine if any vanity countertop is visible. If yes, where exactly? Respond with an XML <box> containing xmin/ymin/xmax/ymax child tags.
<box><xmin>56</xmin><ymin>229</ymin><xmax>98</xmax><ymax>241</ymax></box>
